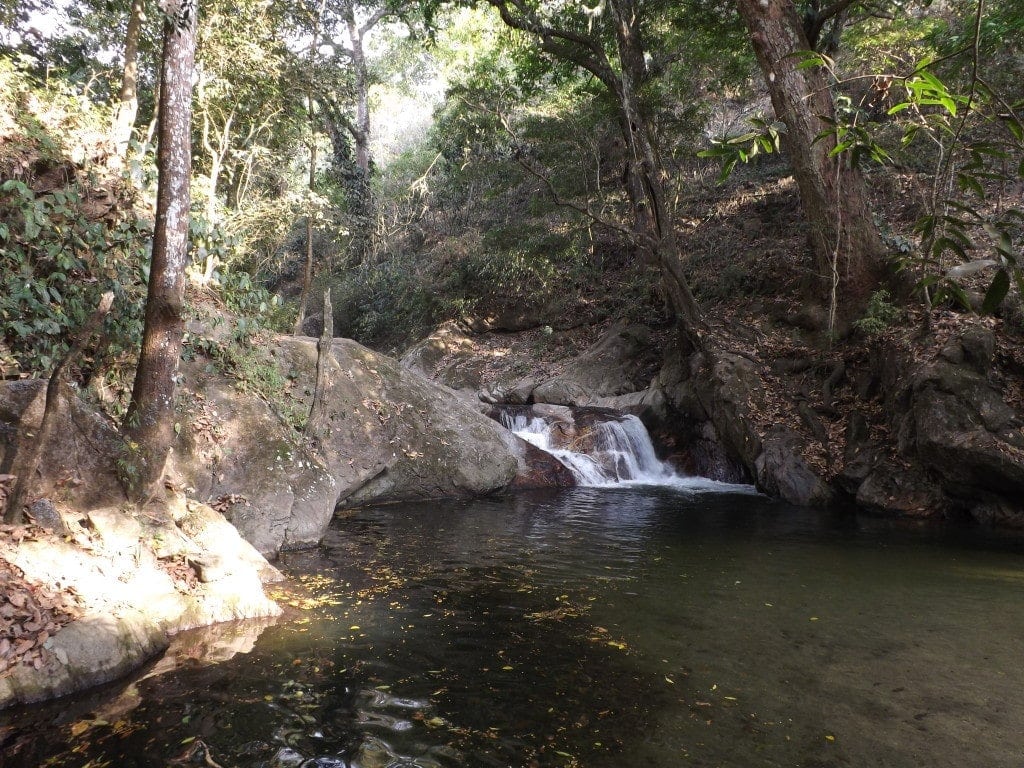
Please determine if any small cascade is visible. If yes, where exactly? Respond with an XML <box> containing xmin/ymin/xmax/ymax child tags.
<box><xmin>498</xmin><ymin>406</ymin><xmax>757</xmax><ymax>493</ymax></box>
<box><xmin>498</xmin><ymin>407</ymin><xmax>679</xmax><ymax>487</ymax></box>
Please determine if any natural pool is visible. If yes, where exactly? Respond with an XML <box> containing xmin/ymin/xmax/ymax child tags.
<box><xmin>3</xmin><ymin>486</ymin><xmax>1024</xmax><ymax>767</ymax></box>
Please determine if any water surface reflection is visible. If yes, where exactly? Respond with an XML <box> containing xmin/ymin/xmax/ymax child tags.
<box><xmin>3</xmin><ymin>487</ymin><xmax>1024</xmax><ymax>767</ymax></box>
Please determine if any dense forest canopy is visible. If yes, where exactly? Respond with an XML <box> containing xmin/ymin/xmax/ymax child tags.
<box><xmin>1</xmin><ymin>0</ymin><xmax>1022</xmax><ymax>381</ymax></box>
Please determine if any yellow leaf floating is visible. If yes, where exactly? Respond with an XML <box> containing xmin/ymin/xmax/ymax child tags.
<box><xmin>70</xmin><ymin>721</ymin><xmax>90</xmax><ymax>737</ymax></box>
<box><xmin>607</xmin><ymin>640</ymin><xmax>627</xmax><ymax>650</ymax></box>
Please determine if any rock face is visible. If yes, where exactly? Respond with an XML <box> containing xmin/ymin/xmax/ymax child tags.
<box><xmin>174</xmin><ymin>333</ymin><xmax>560</xmax><ymax>556</ymax></box>
<box><xmin>0</xmin><ymin>380</ymin><xmax>124</xmax><ymax>510</ymax></box>
<box><xmin>530</xmin><ymin>323</ymin><xmax>657</xmax><ymax>407</ymax></box>
<box><xmin>171</xmin><ymin>363</ymin><xmax>340</xmax><ymax>558</ymax></box>
<box><xmin>656</xmin><ymin>349</ymin><xmax>831</xmax><ymax>504</ymax></box>
<box><xmin>271</xmin><ymin>336</ymin><xmax>525</xmax><ymax>508</ymax></box>
<box><xmin>399</xmin><ymin>320</ymin><xmax>482</xmax><ymax>393</ymax></box>
<box><xmin>843</xmin><ymin>328</ymin><xmax>1024</xmax><ymax>525</ymax></box>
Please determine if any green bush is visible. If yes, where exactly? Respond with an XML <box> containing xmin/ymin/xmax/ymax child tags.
<box><xmin>0</xmin><ymin>179</ymin><xmax>148</xmax><ymax>376</ymax></box>
<box><xmin>853</xmin><ymin>289</ymin><xmax>902</xmax><ymax>336</ymax></box>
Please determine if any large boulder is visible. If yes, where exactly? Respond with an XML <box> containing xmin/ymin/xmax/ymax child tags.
<box><xmin>271</xmin><ymin>335</ymin><xmax>527</xmax><ymax>508</ymax></box>
<box><xmin>842</xmin><ymin>326</ymin><xmax>1024</xmax><ymax>522</ymax></box>
<box><xmin>657</xmin><ymin>349</ymin><xmax>830</xmax><ymax>504</ymax></box>
<box><xmin>530</xmin><ymin>322</ymin><xmax>657</xmax><ymax>407</ymax></box>
<box><xmin>399</xmin><ymin>320</ymin><xmax>483</xmax><ymax>392</ymax></box>
<box><xmin>893</xmin><ymin>333</ymin><xmax>1024</xmax><ymax>521</ymax></box>
<box><xmin>171</xmin><ymin>363</ymin><xmax>339</xmax><ymax>558</ymax></box>
<box><xmin>0</xmin><ymin>496</ymin><xmax>281</xmax><ymax>709</ymax></box>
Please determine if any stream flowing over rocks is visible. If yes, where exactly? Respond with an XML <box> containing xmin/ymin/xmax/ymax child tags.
<box><xmin>0</xmin><ymin>331</ymin><xmax>575</xmax><ymax>707</ymax></box>
<box><xmin>405</xmin><ymin>318</ymin><xmax>1024</xmax><ymax>526</ymax></box>
<box><xmin>2</xmin><ymin>315</ymin><xmax>1023</xmax><ymax>708</ymax></box>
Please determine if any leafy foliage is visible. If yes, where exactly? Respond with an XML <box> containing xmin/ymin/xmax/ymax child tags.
<box><xmin>852</xmin><ymin>289</ymin><xmax>902</xmax><ymax>335</ymax></box>
<box><xmin>0</xmin><ymin>62</ymin><xmax>148</xmax><ymax>379</ymax></box>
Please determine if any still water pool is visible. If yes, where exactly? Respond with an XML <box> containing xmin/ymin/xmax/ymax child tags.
<box><xmin>3</xmin><ymin>486</ymin><xmax>1024</xmax><ymax>767</ymax></box>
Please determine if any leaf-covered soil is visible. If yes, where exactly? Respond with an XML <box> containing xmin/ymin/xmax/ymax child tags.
<box><xmin>0</xmin><ymin>525</ymin><xmax>83</xmax><ymax>678</ymax></box>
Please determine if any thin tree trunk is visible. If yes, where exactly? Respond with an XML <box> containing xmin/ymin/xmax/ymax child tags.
<box><xmin>294</xmin><ymin>103</ymin><xmax>319</xmax><ymax>335</ymax></box>
<box><xmin>306</xmin><ymin>287</ymin><xmax>334</xmax><ymax>447</ymax></box>
<box><xmin>4</xmin><ymin>293</ymin><xmax>114</xmax><ymax>524</ymax></box>
<box><xmin>294</xmin><ymin>0</ymin><xmax>326</xmax><ymax>335</ymax></box>
<box><xmin>124</xmin><ymin>0</ymin><xmax>198</xmax><ymax>502</ymax></box>
<box><xmin>110</xmin><ymin>0</ymin><xmax>146</xmax><ymax>163</ymax></box>
<box><xmin>737</xmin><ymin>0</ymin><xmax>886</xmax><ymax>324</ymax></box>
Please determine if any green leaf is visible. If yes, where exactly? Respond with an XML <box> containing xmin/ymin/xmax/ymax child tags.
<box><xmin>934</xmin><ymin>236</ymin><xmax>968</xmax><ymax>261</ymax></box>
<box><xmin>1007</xmin><ymin>119</ymin><xmax>1024</xmax><ymax>143</ymax></box>
<box><xmin>956</xmin><ymin>172</ymin><xmax>985</xmax><ymax>199</ymax></box>
<box><xmin>981</xmin><ymin>270</ymin><xmax>1010</xmax><ymax>314</ymax></box>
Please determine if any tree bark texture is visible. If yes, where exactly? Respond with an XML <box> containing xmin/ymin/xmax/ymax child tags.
<box><xmin>294</xmin><ymin>97</ymin><xmax>319</xmax><ymax>335</ymax></box>
<box><xmin>736</xmin><ymin>0</ymin><xmax>886</xmax><ymax>317</ymax></box>
<box><xmin>607</xmin><ymin>0</ymin><xmax>704</xmax><ymax>340</ymax></box>
<box><xmin>125</xmin><ymin>0</ymin><xmax>198</xmax><ymax>501</ymax></box>
<box><xmin>110</xmin><ymin>0</ymin><xmax>146</xmax><ymax>162</ymax></box>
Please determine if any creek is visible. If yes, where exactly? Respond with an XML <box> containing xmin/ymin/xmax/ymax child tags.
<box><xmin>3</xmin><ymin>484</ymin><xmax>1024</xmax><ymax>767</ymax></box>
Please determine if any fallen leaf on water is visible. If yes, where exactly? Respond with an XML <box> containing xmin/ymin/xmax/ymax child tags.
<box><xmin>70</xmin><ymin>721</ymin><xmax>90</xmax><ymax>737</ymax></box>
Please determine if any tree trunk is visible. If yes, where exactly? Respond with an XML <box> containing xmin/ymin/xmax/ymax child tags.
<box><xmin>110</xmin><ymin>0</ymin><xmax>146</xmax><ymax>163</ymax></box>
<box><xmin>486</xmin><ymin>0</ymin><xmax>706</xmax><ymax>345</ymax></box>
<box><xmin>607</xmin><ymin>0</ymin><xmax>705</xmax><ymax>343</ymax></box>
<box><xmin>124</xmin><ymin>0</ymin><xmax>198</xmax><ymax>502</ymax></box>
<box><xmin>305</xmin><ymin>287</ymin><xmax>334</xmax><ymax>448</ymax></box>
<box><xmin>294</xmin><ymin>99</ymin><xmax>319</xmax><ymax>335</ymax></box>
<box><xmin>737</xmin><ymin>0</ymin><xmax>886</xmax><ymax>325</ymax></box>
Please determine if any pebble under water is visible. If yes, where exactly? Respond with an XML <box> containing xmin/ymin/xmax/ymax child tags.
<box><xmin>3</xmin><ymin>486</ymin><xmax>1024</xmax><ymax>768</ymax></box>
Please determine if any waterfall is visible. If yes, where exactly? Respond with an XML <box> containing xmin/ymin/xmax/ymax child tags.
<box><xmin>497</xmin><ymin>407</ymin><xmax>738</xmax><ymax>491</ymax></box>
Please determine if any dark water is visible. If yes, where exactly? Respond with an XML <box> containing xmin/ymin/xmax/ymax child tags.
<box><xmin>3</xmin><ymin>487</ymin><xmax>1024</xmax><ymax>768</ymax></box>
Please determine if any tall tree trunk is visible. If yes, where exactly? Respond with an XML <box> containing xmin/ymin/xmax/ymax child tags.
<box><xmin>293</xmin><ymin>144</ymin><xmax>317</xmax><ymax>335</ymax></box>
<box><xmin>124</xmin><ymin>0</ymin><xmax>198</xmax><ymax>502</ymax></box>
<box><xmin>110</xmin><ymin>0</ymin><xmax>146</xmax><ymax>163</ymax></box>
<box><xmin>338</xmin><ymin>0</ymin><xmax>385</xmax><ymax>265</ymax></box>
<box><xmin>487</xmin><ymin>0</ymin><xmax>706</xmax><ymax>345</ymax></box>
<box><xmin>608</xmin><ymin>0</ymin><xmax>705</xmax><ymax>342</ymax></box>
<box><xmin>294</xmin><ymin>0</ymin><xmax>327</xmax><ymax>335</ymax></box>
<box><xmin>737</xmin><ymin>0</ymin><xmax>886</xmax><ymax>326</ymax></box>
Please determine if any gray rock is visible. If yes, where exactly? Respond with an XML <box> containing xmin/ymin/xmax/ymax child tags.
<box><xmin>187</xmin><ymin>553</ymin><xmax>232</xmax><ymax>583</ymax></box>
<box><xmin>88</xmin><ymin>507</ymin><xmax>142</xmax><ymax>554</ymax></box>
<box><xmin>754</xmin><ymin>427</ymin><xmax>834</xmax><ymax>506</ymax></box>
<box><xmin>0</xmin><ymin>611</ymin><xmax>168</xmax><ymax>709</ymax></box>
<box><xmin>171</xmin><ymin>360</ymin><xmax>340</xmax><ymax>558</ymax></box>
<box><xmin>971</xmin><ymin>500</ymin><xmax>1024</xmax><ymax>528</ymax></box>
<box><xmin>28</xmin><ymin>498</ymin><xmax>67</xmax><ymax>535</ymax></box>
<box><xmin>533</xmin><ymin>322</ymin><xmax>656</xmax><ymax>406</ymax></box>
<box><xmin>855</xmin><ymin>461</ymin><xmax>947</xmax><ymax>517</ymax></box>
<box><xmin>0</xmin><ymin>380</ymin><xmax>124</xmax><ymax>510</ymax></box>
<box><xmin>959</xmin><ymin>325</ymin><xmax>996</xmax><ymax>373</ymax></box>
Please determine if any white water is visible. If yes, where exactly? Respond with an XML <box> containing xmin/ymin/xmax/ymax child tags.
<box><xmin>500</xmin><ymin>409</ymin><xmax>756</xmax><ymax>493</ymax></box>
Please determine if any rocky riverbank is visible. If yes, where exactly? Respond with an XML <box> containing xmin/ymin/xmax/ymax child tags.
<box><xmin>0</xmin><ymin>494</ymin><xmax>281</xmax><ymax>709</ymax></box>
